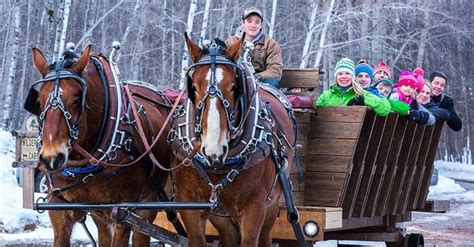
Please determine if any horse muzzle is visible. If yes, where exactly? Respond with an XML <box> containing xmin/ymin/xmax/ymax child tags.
<box><xmin>202</xmin><ymin>145</ymin><xmax>228</xmax><ymax>169</ymax></box>
<box><xmin>40</xmin><ymin>153</ymin><xmax>67</xmax><ymax>172</ymax></box>
<box><xmin>39</xmin><ymin>143</ymin><xmax>69</xmax><ymax>172</ymax></box>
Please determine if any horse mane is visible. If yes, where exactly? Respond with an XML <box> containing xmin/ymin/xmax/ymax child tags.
<box><xmin>48</xmin><ymin>51</ymin><xmax>80</xmax><ymax>70</ymax></box>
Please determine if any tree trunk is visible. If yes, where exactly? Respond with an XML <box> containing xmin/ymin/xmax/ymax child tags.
<box><xmin>1</xmin><ymin>10</ymin><xmax>12</xmax><ymax>87</ymax></box>
<box><xmin>76</xmin><ymin>1</ymin><xmax>124</xmax><ymax>47</ymax></box>
<box><xmin>180</xmin><ymin>0</ymin><xmax>198</xmax><ymax>87</ymax></box>
<box><xmin>47</xmin><ymin>0</ymin><xmax>56</xmax><ymax>60</ymax></box>
<box><xmin>299</xmin><ymin>0</ymin><xmax>318</xmax><ymax>68</ymax></box>
<box><xmin>52</xmin><ymin>0</ymin><xmax>65</xmax><ymax>61</ymax></box>
<box><xmin>313</xmin><ymin>0</ymin><xmax>336</xmax><ymax>73</ymax></box>
<box><xmin>199</xmin><ymin>0</ymin><xmax>212</xmax><ymax>47</ymax></box>
<box><xmin>2</xmin><ymin>0</ymin><xmax>21</xmax><ymax>130</ymax></box>
<box><xmin>269</xmin><ymin>0</ymin><xmax>278</xmax><ymax>38</ymax></box>
<box><xmin>14</xmin><ymin>0</ymin><xmax>32</xmax><ymax>130</ymax></box>
<box><xmin>371</xmin><ymin>0</ymin><xmax>383</xmax><ymax>62</ymax></box>
<box><xmin>57</xmin><ymin>0</ymin><xmax>71</xmax><ymax>57</ymax></box>
<box><xmin>359</xmin><ymin>0</ymin><xmax>370</xmax><ymax>60</ymax></box>
<box><xmin>119</xmin><ymin>0</ymin><xmax>141</xmax><ymax>62</ymax></box>
<box><xmin>161</xmin><ymin>0</ymin><xmax>168</xmax><ymax>84</ymax></box>
<box><xmin>415</xmin><ymin>1</ymin><xmax>429</xmax><ymax>66</ymax></box>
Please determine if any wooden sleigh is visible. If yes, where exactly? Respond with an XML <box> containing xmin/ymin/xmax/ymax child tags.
<box><xmin>155</xmin><ymin>68</ymin><xmax>447</xmax><ymax>246</ymax></box>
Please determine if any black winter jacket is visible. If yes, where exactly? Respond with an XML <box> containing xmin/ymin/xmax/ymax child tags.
<box><xmin>424</xmin><ymin>102</ymin><xmax>450</xmax><ymax>121</ymax></box>
<box><xmin>431</xmin><ymin>95</ymin><xmax>462</xmax><ymax>131</ymax></box>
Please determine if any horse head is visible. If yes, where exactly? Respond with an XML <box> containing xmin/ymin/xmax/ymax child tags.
<box><xmin>31</xmin><ymin>45</ymin><xmax>91</xmax><ymax>172</ymax></box>
<box><xmin>184</xmin><ymin>33</ymin><xmax>245</xmax><ymax>168</ymax></box>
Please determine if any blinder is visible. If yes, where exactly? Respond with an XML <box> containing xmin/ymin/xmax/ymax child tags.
<box><xmin>27</xmin><ymin>58</ymin><xmax>88</xmax><ymax>147</ymax></box>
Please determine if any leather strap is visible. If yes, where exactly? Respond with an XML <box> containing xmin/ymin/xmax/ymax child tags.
<box><xmin>70</xmin><ymin>85</ymin><xmax>197</xmax><ymax>171</ymax></box>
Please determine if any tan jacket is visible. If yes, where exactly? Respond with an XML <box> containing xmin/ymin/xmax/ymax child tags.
<box><xmin>226</xmin><ymin>34</ymin><xmax>283</xmax><ymax>81</ymax></box>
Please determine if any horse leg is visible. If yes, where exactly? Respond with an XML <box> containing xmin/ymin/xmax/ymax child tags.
<box><xmin>180</xmin><ymin>209</ymin><xmax>209</xmax><ymax>247</ymax></box>
<box><xmin>130</xmin><ymin>209</ymin><xmax>156</xmax><ymax>247</ymax></box>
<box><xmin>110</xmin><ymin>223</ymin><xmax>132</xmax><ymax>247</ymax></box>
<box><xmin>209</xmin><ymin>214</ymin><xmax>240</xmax><ymax>246</ymax></box>
<box><xmin>49</xmin><ymin>209</ymin><xmax>81</xmax><ymax>247</ymax></box>
<box><xmin>91</xmin><ymin>215</ymin><xmax>113</xmax><ymax>246</ymax></box>
<box><xmin>258</xmin><ymin>200</ymin><xmax>280</xmax><ymax>247</ymax></box>
<box><xmin>239</xmin><ymin>201</ymin><xmax>267</xmax><ymax>247</ymax></box>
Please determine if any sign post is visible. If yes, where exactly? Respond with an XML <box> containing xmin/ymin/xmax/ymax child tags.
<box><xmin>12</xmin><ymin>116</ymin><xmax>40</xmax><ymax>209</ymax></box>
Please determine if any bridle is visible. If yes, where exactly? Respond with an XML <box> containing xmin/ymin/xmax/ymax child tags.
<box><xmin>186</xmin><ymin>41</ymin><xmax>244</xmax><ymax>138</ymax></box>
<box><xmin>32</xmin><ymin>58</ymin><xmax>87</xmax><ymax>148</ymax></box>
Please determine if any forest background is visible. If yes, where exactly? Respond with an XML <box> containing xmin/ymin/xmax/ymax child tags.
<box><xmin>0</xmin><ymin>0</ymin><xmax>472</xmax><ymax>162</ymax></box>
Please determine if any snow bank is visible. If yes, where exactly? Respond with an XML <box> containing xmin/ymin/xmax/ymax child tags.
<box><xmin>0</xmin><ymin>129</ymin><xmax>96</xmax><ymax>244</ymax></box>
<box><xmin>435</xmin><ymin>160</ymin><xmax>474</xmax><ymax>183</ymax></box>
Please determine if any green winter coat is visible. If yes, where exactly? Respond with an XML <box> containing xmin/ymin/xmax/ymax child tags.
<box><xmin>388</xmin><ymin>99</ymin><xmax>409</xmax><ymax>116</ymax></box>
<box><xmin>316</xmin><ymin>84</ymin><xmax>391</xmax><ymax>117</ymax></box>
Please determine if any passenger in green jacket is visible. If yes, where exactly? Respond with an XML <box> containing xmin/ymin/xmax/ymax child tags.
<box><xmin>315</xmin><ymin>58</ymin><xmax>391</xmax><ymax>117</ymax></box>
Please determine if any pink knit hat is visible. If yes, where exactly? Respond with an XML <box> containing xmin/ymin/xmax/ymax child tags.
<box><xmin>395</xmin><ymin>71</ymin><xmax>417</xmax><ymax>88</ymax></box>
<box><xmin>374</xmin><ymin>61</ymin><xmax>392</xmax><ymax>79</ymax></box>
<box><xmin>413</xmin><ymin>67</ymin><xmax>425</xmax><ymax>92</ymax></box>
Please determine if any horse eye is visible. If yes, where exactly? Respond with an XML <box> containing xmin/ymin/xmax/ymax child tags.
<box><xmin>72</xmin><ymin>98</ymin><xmax>81</xmax><ymax>106</ymax></box>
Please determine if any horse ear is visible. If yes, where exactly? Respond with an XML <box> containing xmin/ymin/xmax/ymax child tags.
<box><xmin>72</xmin><ymin>44</ymin><xmax>92</xmax><ymax>74</ymax></box>
<box><xmin>226</xmin><ymin>32</ymin><xmax>245</xmax><ymax>63</ymax></box>
<box><xmin>32</xmin><ymin>48</ymin><xmax>49</xmax><ymax>77</ymax></box>
<box><xmin>184</xmin><ymin>32</ymin><xmax>202</xmax><ymax>63</ymax></box>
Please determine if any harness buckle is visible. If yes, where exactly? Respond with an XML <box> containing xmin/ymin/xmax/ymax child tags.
<box><xmin>197</xmin><ymin>100</ymin><xmax>204</xmax><ymax>110</ymax></box>
<box><xmin>182</xmin><ymin>158</ymin><xmax>193</xmax><ymax>167</ymax></box>
<box><xmin>167</xmin><ymin>129</ymin><xmax>177</xmax><ymax>143</ymax></box>
<box><xmin>89</xmin><ymin>158</ymin><xmax>99</xmax><ymax>166</ymax></box>
<box><xmin>65</xmin><ymin>170</ymin><xmax>75</xmax><ymax>177</ymax></box>
<box><xmin>194</xmin><ymin>124</ymin><xmax>202</xmax><ymax>134</ymax></box>
<box><xmin>209</xmin><ymin>183</ymin><xmax>222</xmax><ymax>206</ymax></box>
<box><xmin>222</xmin><ymin>99</ymin><xmax>230</xmax><ymax>108</ymax></box>
<box><xmin>107</xmin><ymin>150</ymin><xmax>118</xmax><ymax>161</ymax></box>
<box><xmin>82</xmin><ymin>174</ymin><xmax>95</xmax><ymax>183</ymax></box>
<box><xmin>226</xmin><ymin>169</ymin><xmax>240</xmax><ymax>183</ymax></box>
<box><xmin>64</xmin><ymin>111</ymin><xmax>72</xmax><ymax>120</ymax></box>
<box><xmin>264</xmin><ymin>132</ymin><xmax>273</xmax><ymax>145</ymax></box>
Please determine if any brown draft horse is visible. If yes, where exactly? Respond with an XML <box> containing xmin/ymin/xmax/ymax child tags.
<box><xmin>169</xmin><ymin>34</ymin><xmax>297</xmax><ymax>246</ymax></box>
<box><xmin>28</xmin><ymin>45</ymin><xmax>171</xmax><ymax>247</ymax></box>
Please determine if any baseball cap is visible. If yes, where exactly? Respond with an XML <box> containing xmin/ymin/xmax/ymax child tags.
<box><xmin>242</xmin><ymin>7</ymin><xmax>263</xmax><ymax>20</ymax></box>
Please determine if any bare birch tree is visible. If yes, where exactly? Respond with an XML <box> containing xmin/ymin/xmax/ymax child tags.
<box><xmin>415</xmin><ymin>2</ymin><xmax>429</xmax><ymax>66</ymax></box>
<box><xmin>199</xmin><ymin>0</ymin><xmax>212</xmax><ymax>47</ymax></box>
<box><xmin>52</xmin><ymin>0</ymin><xmax>65</xmax><ymax>61</ymax></box>
<box><xmin>268</xmin><ymin>0</ymin><xmax>278</xmax><ymax>38</ymax></box>
<box><xmin>180</xmin><ymin>0</ymin><xmax>198</xmax><ymax>87</ymax></box>
<box><xmin>313</xmin><ymin>0</ymin><xmax>336</xmax><ymax>90</ymax></box>
<box><xmin>299</xmin><ymin>1</ymin><xmax>318</xmax><ymax>68</ymax></box>
<box><xmin>2</xmin><ymin>0</ymin><xmax>21</xmax><ymax>129</ymax></box>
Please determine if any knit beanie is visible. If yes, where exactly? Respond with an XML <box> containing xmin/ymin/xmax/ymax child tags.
<box><xmin>375</xmin><ymin>78</ymin><xmax>394</xmax><ymax>90</ymax></box>
<box><xmin>395</xmin><ymin>71</ymin><xmax>417</xmax><ymax>88</ymax></box>
<box><xmin>355</xmin><ymin>63</ymin><xmax>374</xmax><ymax>83</ymax></box>
<box><xmin>374</xmin><ymin>61</ymin><xmax>392</xmax><ymax>79</ymax></box>
<box><xmin>334</xmin><ymin>58</ymin><xmax>355</xmax><ymax>79</ymax></box>
<box><xmin>413</xmin><ymin>67</ymin><xmax>425</xmax><ymax>92</ymax></box>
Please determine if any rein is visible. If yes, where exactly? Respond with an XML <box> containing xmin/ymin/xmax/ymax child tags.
<box><xmin>72</xmin><ymin>84</ymin><xmax>195</xmax><ymax>171</ymax></box>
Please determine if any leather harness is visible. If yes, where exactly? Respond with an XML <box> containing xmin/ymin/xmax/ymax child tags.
<box><xmin>168</xmin><ymin>40</ymin><xmax>299</xmax><ymax>206</ymax></box>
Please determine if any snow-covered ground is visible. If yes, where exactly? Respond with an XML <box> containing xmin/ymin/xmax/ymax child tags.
<box><xmin>0</xmin><ymin>129</ymin><xmax>473</xmax><ymax>246</ymax></box>
<box><xmin>0</xmin><ymin>130</ymin><xmax>97</xmax><ymax>246</ymax></box>
<box><xmin>401</xmin><ymin>161</ymin><xmax>474</xmax><ymax>245</ymax></box>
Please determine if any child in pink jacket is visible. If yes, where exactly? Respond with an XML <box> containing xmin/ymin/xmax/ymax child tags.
<box><xmin>390</xmin><ymin>71</ymin><xmax>417</xmax><ymax>104</ymax></box>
